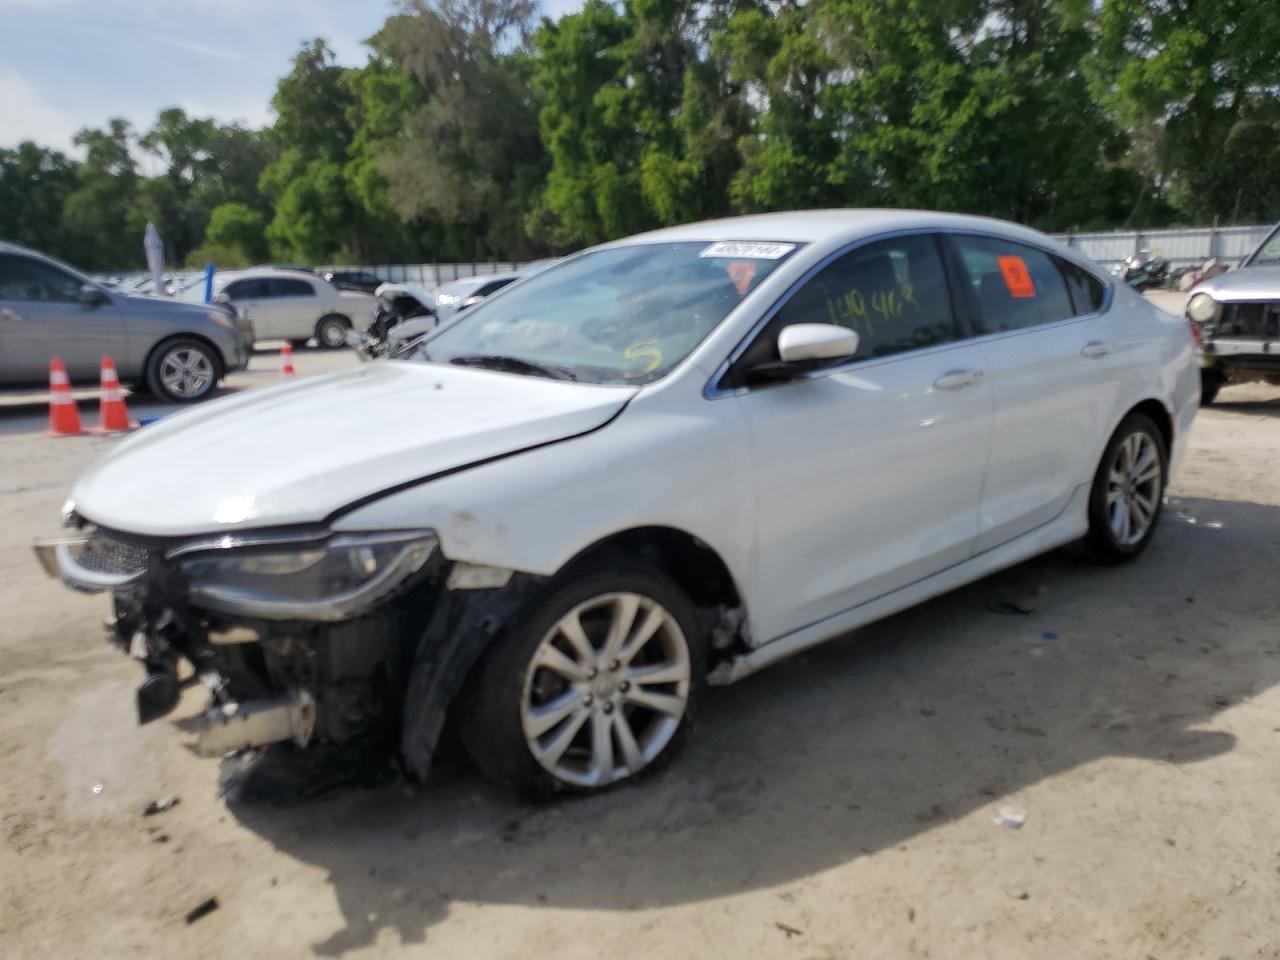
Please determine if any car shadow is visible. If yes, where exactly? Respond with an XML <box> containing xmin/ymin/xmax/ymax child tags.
<box><xmin>229</xmin><ymin>495</ymin><xmax>1278</xmax><ymax>955</ymax></box>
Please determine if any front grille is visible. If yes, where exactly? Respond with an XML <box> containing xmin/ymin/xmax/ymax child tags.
<box><xmin>76</xmin><ymin>535</ymin><xmax>151</xmax><ymax>578</ymax></box>
<box><xmin>1212</xmin><ymin>301</ymin><xmax>1280</xmax><ymax>339</ymax></box>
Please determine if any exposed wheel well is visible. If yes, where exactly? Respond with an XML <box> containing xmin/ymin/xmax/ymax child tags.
<box><xmin>143</xmin><ymin>333</ymin><xmax>226</xmax><ymax>384</ymax></box>
<box><xmin>316</xmin><ymin>312</ymin><xmax>351</xmax><ymax>334</ymax></box>
<box><xmin>1129</xmin><ymin>398</ymin><xmax>1174</xmax><ymax>455</ymax></box>
<box><xmin>559</xmin><ymin>526</ymin><xmax>745</xmax><ymax>621</ymax></box>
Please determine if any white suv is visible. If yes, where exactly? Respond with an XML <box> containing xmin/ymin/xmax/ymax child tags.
<box><xmin>216</xmin><ymin>268</ymin><xmax>376</xmax><ymax>347</ymax></box>
<box><xmin>38</xmin><ymin>210</ymin><xmax>1199</xmax><ymax>801</ymax></box>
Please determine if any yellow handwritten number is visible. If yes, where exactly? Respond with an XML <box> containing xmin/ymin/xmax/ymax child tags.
<box><xmin>624</xmin><ymin>339</ymin><xmax>664</xmax><ymax>377</ymax></box>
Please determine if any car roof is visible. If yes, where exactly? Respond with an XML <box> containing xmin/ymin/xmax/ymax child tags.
<box><xmin>604</xmin><ymin>209</ymin><xmax>1103</xmax><ymax>275</ymax></box>
<box><xmin>230</xmin><ymin>267</ymin><xmax>324</xmax><ymax>281</ymax></box>
<box><xmin>619</xmin><ymin>209</ymin><xmax>1048</xmax><ymax>245</ymax></box>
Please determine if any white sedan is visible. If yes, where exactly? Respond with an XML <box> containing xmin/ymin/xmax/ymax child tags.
<box><xmin>39</xmin><ymin>210</ymin><xmax>1198</xmax><ymax>800</ymax></box>
<box><xmin>215</xmin><ymin>267</ymin><xmax>377</xmax><ymax>348</ymax></box>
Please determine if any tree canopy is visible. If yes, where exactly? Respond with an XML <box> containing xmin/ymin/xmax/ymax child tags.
<box><xmin>2</xmin><ymin>0</ymin><xmax>1277</xmax><ymax>271</ymax></box>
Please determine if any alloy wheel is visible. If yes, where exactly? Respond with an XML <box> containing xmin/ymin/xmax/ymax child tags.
<box><xmin>159</xmin><ymin>347</ymin><xmax>214</xmax><ymax>400</ymax></box>
<box><xmin>1105</xmin><ymin>430</ymin><xmax>1162</xmax><ymax>546</ymax></box>
<box><xmin>520</xmin><ymin>592</ymin><xmax>691</xmax><ymax>788</ymax></box>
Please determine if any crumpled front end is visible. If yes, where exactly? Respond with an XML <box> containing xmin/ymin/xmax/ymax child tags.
<box><xmin>34</xmin><ymin>520</ymin><xmax>447</xmax><ymax>759</ymax></box>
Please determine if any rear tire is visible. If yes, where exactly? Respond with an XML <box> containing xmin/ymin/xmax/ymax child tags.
<box><xmin>316</xmin><ymin>314</ymin><xmax>351</xmax><ymax>349</ymax></box>
<box><xmin>1084</xmin><ymin>411</ymin><xmax>1167</xmax><ymax>562</ymax></box>
<box><xmin>145</xmin><ymin>338</ymin><xmax>220</xmax><ymax>404</ymax></box>
<box><xmin>456</xmin><ymin>567</ymin><xmax>705</xmax><ymax>801</ymax></box>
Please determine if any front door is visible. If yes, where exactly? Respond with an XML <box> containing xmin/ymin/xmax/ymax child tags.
<box><xmin>0</xmin><ymin>253</ymin><xmax>115</xmax><ymax>383</ymax></box>
<box><xmin>728</xmin><ymin>234</ymin><xmax>993</xmax><ymax>643</ymax></box>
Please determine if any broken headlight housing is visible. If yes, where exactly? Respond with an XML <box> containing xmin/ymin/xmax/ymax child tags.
<box><xmin>176</xmin><ymin>530</ymin><xmax>438</xmax><ymax>622</ymax></box>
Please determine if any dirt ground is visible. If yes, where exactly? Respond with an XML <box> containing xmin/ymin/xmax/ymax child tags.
<box><xmin>3</xmin><ymin>341</ymin><xmax>1280</xmax><ymax>960</ymax></box>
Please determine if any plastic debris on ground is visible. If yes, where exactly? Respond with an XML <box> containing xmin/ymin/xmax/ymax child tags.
<box><xmin>993</xmin><ymin>806</ymin><xmax>1027</xmax><ymax>829</ymax></box>
<box><xmin>185</xmin><ymin>897</ymin><xmax>220</xmax><ymax>924</ymax></box>
<box><xmin>142</xmin><ymin>795</ymin><xmax>180</xmax><ymax>816</ymax></box>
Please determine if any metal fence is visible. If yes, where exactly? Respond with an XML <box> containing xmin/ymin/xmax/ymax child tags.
<box><xmin>1051</xmin><ymin>223</ymin><xmax>1273</xmax><ymax>269</ymax></box>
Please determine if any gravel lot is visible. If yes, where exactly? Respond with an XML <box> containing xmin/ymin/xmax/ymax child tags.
<box><xmin>3</xmin><ymin>335</ymin><xmax>1279</xmax><ymax>959</ymax></box>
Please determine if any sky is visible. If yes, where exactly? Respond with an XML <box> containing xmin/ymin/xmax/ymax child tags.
<box><xmin>0</xmin><ymin>0</ymin><xmax>581</xmax><ymax>162</ymax></box>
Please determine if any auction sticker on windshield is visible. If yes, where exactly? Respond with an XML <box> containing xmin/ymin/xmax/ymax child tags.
<box><xmin>700</xmin><ymin>241</ymin><xmax>796</xmax><ymax>259</ymax></box>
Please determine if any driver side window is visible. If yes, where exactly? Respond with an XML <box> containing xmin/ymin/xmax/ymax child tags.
<box><xmin>734</xmin><ymin>234</ymin><xmax>958</xmax><ymax>377</ymax></box>
<box><xmin>0</xmin><ymin>254</ymin><xmax>82</xmax><ymax>303</ymax></box>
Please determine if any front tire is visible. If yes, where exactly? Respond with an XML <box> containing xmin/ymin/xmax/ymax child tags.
<box><xmin>1084</xmin><ymin>411</ymin><xmax>1167</xmax><ymax>562</ymax></box>
<box><xmin>316</xmin><ymin>314</ymin><xmax>351</xmax><ymax>349</ymax></box>
<box><xmin>1199</xmin><ymin>371</ymin><xmax>1222</xmax><ymax>406</ymax></box>
<box><xmin>146</xmin><ymin>338</ymin><xmax>219</xmax><ymax>403</ymax></box>
<box><xmin>456</xmin><ymin>568</ymin><xmax>705</xmax><ymax>801</ymax></box>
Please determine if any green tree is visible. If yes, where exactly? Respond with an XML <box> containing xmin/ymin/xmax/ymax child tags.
<box><xmin>259</xmin><ymin>39</ymin><xmax>361</xmax><ymax>262</ymax></box>
<box><xmin>61</xmin><ymin>119</ymin><xmax>141</xmax><ymax>269</ymax></box>
<box><xmin>1094</xmin><ymin>0</ymin><xmax>1280</xmax><ymax>222</ymax></box>
<box><xmin>0</xmin><ymin>142</ymin><xmax>79</xmax><ymax>256</ymax></box>
<box><xmin>377</xmin><ymin>0</ymin><xmax>548</xmax><ymax>259</ymax></box>
<box><xmin>187</xmin><ymin>201</ymin><xmax>268</xmax><ymax>267</ymax></box>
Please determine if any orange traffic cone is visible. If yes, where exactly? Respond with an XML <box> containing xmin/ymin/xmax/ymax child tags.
<box><xmin>47</xmin><ymin>357</ymin><xmax>84</xmax><ymax>437</ymax></box>
<box><xmin>281</xmin><ymin>342</ymin><xmax>296</xmax><ymax>379</ymax></box>
<box><xmin>95</xmin><ymin>355</ymin><xmax>134</xmax><ymax>432</ymax></box>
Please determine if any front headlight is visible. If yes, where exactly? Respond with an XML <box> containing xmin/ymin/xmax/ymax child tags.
<box><xmin>177</xmin><ymin>530</ymin><xmax>438</xmax><ymax>621</ymax></box>
<box><xmin>1187</xmin><ymin>292</ymin><xmax>1217</xmax><ymax>323</ymax></box>
<box><xmin>207</xmin><ymin>310</ymin><xmax>235</xmax><ymax>330</ymax></box>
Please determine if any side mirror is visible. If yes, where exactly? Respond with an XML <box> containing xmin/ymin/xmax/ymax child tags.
<box><xmin>80</xmin><ymin>283</ymin><xmax>108</xmax><ymax>307</ymax></box>
<box><xmin>777</xmin><ymin>323</ymin><xmax>861</xmax><ymax>363</ymax></box>
<box><xmin>740</xmin><ymin>323</ymin><xmax>860</xmax><ymax>385</ymax></box>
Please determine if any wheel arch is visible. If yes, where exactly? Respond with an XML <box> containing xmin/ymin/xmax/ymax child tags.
<box><xmin>1126</xmin><ymin>397</ymin><xmax>1174</xmax><ymax>456</ymax></box>
<box><xmin>552</xmin><ymin>524</ymin><xmax>750</xmax><ymax>652</ymax></box>
<box><xmin>315</xmin><ymin>311</ymin><xmax>352</xmax><ymax>335</ymax></box>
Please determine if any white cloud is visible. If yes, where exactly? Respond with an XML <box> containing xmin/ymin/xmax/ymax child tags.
<box><xmin>0</xmin><ymin>70</ymin><xmax>81</xmax><ymax>151</ymax></box>
<box><xmin>142</xmin><ymin>32</ymin><xmax>245</xmax><ymax>61</ymax></box>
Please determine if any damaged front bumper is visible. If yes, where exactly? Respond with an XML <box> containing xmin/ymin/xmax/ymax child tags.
<box><xmin>34</xmin><ymin>523</ymin><xmax>453</xmax><ymax>760</ymax></box>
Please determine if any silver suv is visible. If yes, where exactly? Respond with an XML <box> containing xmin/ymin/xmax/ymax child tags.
<box><xmin>0</xmin><ymin>242</ymin><xmax>253</xmax><ymax>402</ymax></box>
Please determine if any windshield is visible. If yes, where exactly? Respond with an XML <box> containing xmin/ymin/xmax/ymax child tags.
<box><xmin>421</xmin><ymin>241</ymin><xmax>797</xmax><ymax>384</ymax></box>
<box><xmin>1247</xmin><ymin>223</ymin><xmax>1280</xmax><ymax>266</ymax></box>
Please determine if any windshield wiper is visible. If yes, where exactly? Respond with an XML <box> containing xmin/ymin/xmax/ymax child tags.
<box><xmin>447</xmin><ymin>354</ymin><xmax>577</xmax><ymax>381</ymax></box>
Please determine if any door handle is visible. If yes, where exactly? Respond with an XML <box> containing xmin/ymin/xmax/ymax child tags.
<box><xmin>933</xmin><ymin>369</ymin><xmax>985</xmax><ymax>390</ymax></box>
<box><xmin>1081</xmin><ymin>341</ymin><xmax>1112</xmax><ymax>358</ymax></box>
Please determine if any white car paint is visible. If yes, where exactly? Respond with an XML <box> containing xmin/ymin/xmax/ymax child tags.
<box><xmin>68</xmin><ymin>209</ymin><xmax>1198</xmax><ymax>681</ymax></box>
<box><xmin>214</xmin><ymin>268</ymin><xmax>377</xmax><ymax>343</ymax></box>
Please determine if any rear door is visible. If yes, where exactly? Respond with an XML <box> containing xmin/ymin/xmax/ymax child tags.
<box><xmin>0</xmin><ymin>253</ymin><xmax>120</xmax><ymax>383</ymax></box>
<box><xmin>267</xmin><ymin>277</ymin><xmax>320</xmax><ymax>339</ymax></box>
<box><xmin>946</xmin><ymin>234</ymin><xmax>1110</xmax><ymax>552</ymax></box>
<box><xmin>728</xmin><ymin>233</ymin><xmax>993</xmax><ymax>642</ymax></box>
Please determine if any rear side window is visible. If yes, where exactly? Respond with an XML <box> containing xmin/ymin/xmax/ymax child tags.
<box><xmin>1057</xmin><ymin>258</ymin><xmax>1107</xmax><ymax>315</ymax></box>
<box><xmin>0</xmin><ymin>254</ymin><xmax>82</xmax><ymax>302</ymax></box>
<box><xmin>951</xmin><ymin>235</ymin><xmax>1074</xmax><ymax>333</ymax></box>
<box><xmin>740</xmin><ymin>234</ymin><xmax>957</xmax><ymax>372</ymax></box>
<box><xmin>270</xmin><ymin>278</ymin><xmax>315</xmax><ymax>297</ymax></box>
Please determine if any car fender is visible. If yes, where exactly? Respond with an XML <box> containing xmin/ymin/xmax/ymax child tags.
<box><xmin>330</xmin><ymin>384</ymin><xmax>757</xmax><ymax>612</ymax></box>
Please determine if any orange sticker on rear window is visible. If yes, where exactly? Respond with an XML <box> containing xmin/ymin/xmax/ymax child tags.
<box><xmin>997</xmin><ymin>255</ymin><xmax>1036</xmax><ymax>298</ymax></box>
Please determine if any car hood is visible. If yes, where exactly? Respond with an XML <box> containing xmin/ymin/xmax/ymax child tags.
<box><xmin>72</xmin><ymin>361</ymin><xmax>635</xmax><ymax>537</ymax></box>
<box><xmin>121</xmin><ymin>293</ymin><xmax>224</xmax><ymax>319</ymax></box>
<box><xmin>1195</xmin><ymin>265</ymin><xmax>1280</xmax><ymax>301</ymax></box>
